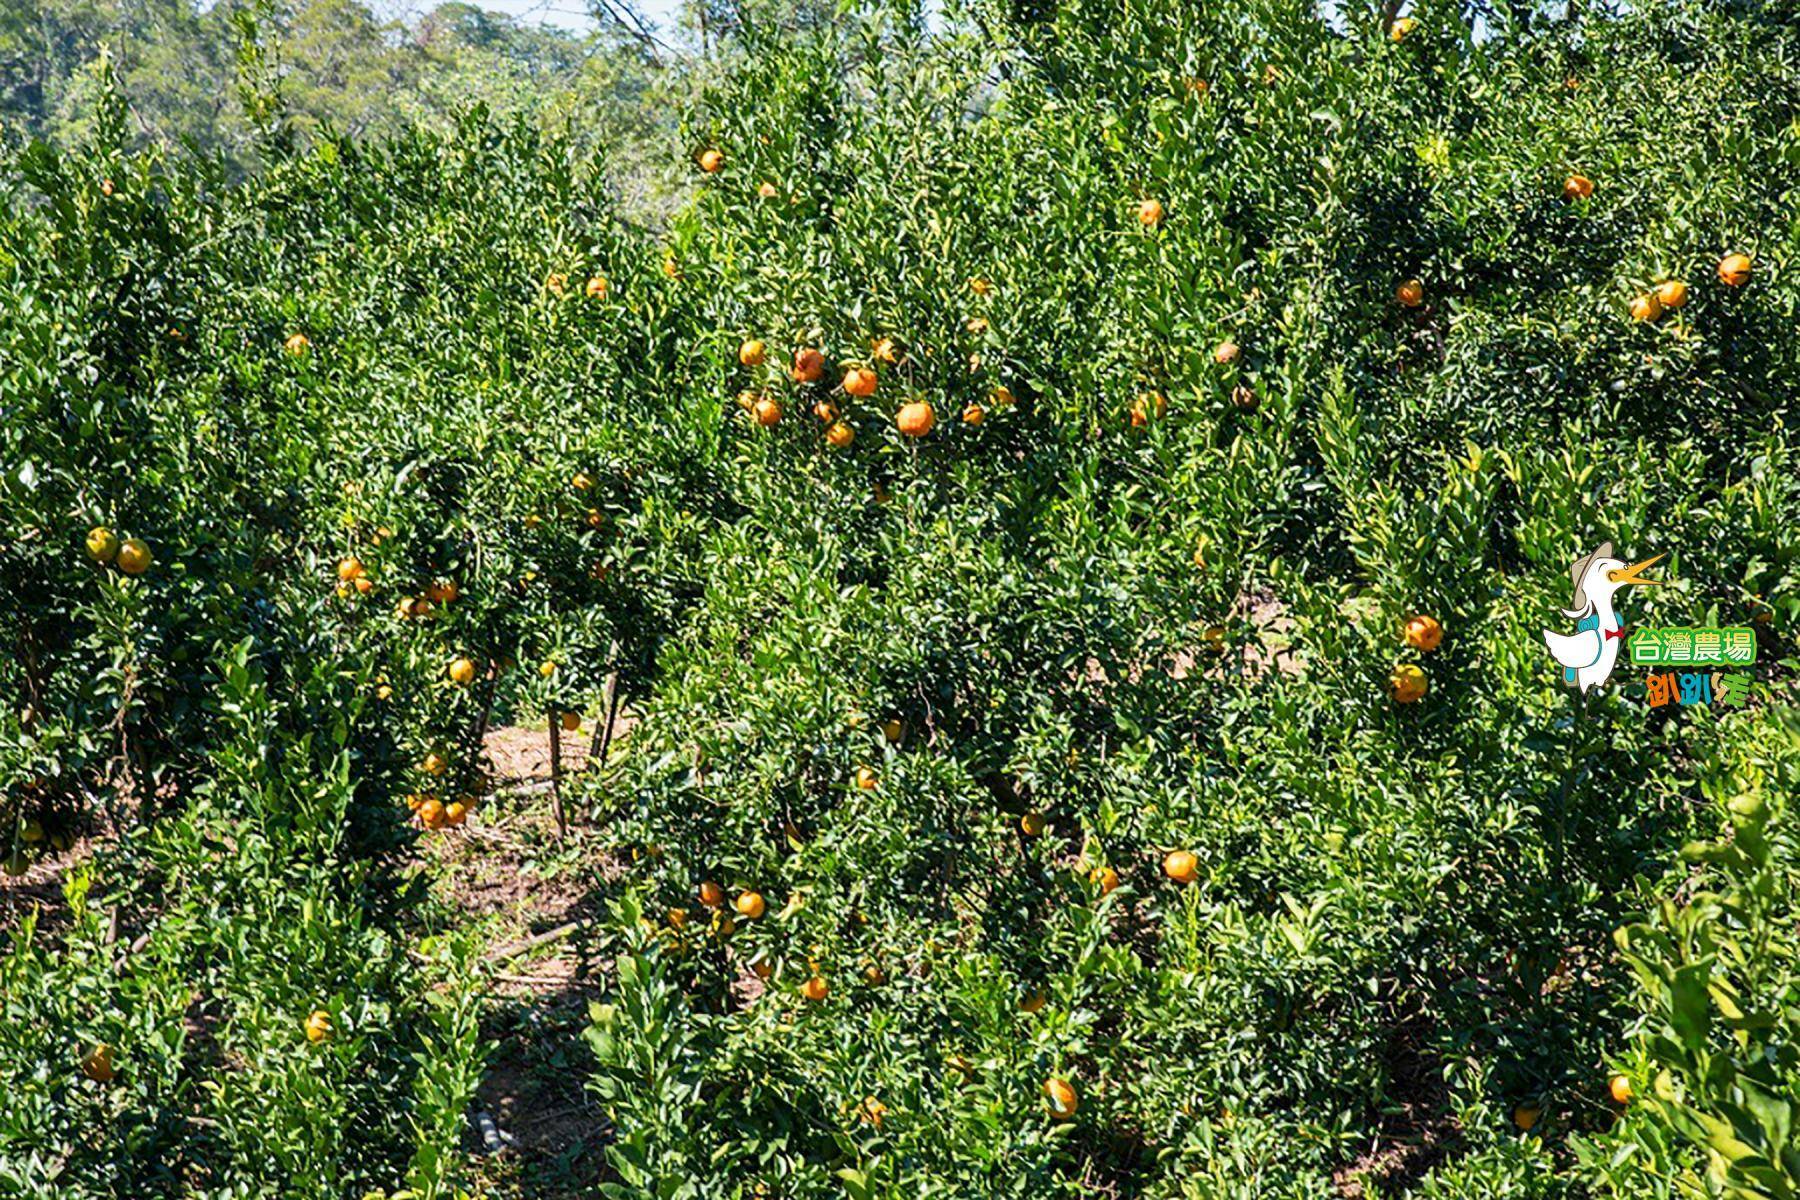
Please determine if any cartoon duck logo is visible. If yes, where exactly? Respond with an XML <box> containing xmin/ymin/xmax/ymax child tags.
<box><xmin>1542</xmin><ymin>543</ymin><xmax>1665</xmax><ymax>691</ymax></box>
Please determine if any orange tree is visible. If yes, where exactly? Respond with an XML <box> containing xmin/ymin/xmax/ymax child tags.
<box><xmin>576</xmin><ymin>0</ymin><xmax>1798</xmax><ymax>1195</ymax></box>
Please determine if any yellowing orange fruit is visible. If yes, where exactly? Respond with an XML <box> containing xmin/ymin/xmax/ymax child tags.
<box><xmin>843</xmin><ymin>367</ymin><xmax>878</xmax><ymax>398</ymax></box>
<box><xmin>1020</xmin><ymin>811</ymin><xmax>1046</xmax><ymax>837</ymax></box>
<box><xmin>897</xmin><ymin>401</ymin><xmax>936</xmax><ymax>438</ymax></box>
<box><xmin>82</xmin><ymin>1043</ymin><xmax>116</xmax><ymax>1082</ymax></box>
<box><xmin>304</xmin><ymin>1009</ymin><xmax>332</xmax><ymax>1043</ymax></box>
<box><xmin>1562</xmin><ymin>174</ymin><xmax>1593</xmax><ymax>200</ymax></box>
<box><xmin>734</xmin><ymin>891</ymin><xmax>766</xmax><ymax>919</ymax></box>
<box><xmin>801</xmin><ymin>975</ymin><xmax>830</xmax><ymax>1001</ymax></box>
<box><xmin>826</xmin><ymin>421</ymin><xmax>856</xmax><ymax>448</ymax></box>
<box><xmin>1164</xmin><ymin>849</ymin><xmax>1199</xmax><ymax>884</ymax></box>
<box><xmin>1389</xmin><ymin>663</ymin><xmax>1428</xmax><ymax>704</ymax></box>
<box><xmin>792</xmin><ymin>347</ymin><xmax>825</xmax><ymax>383</ymax></box>
<box><xmin>739</xmin><ymin>338</ymin><xmax>766</xmax><ymax>367</ymax></box>
<box><xmin>448</xmin><ymin>658</ymin><xmax>477</xmax><ymax>685</ymax></box>
<box><xmin>1044</xmin><ymin>1077</ymin><xmax>1079</xmax><ymax>1119</ymax></box>
<box><xmin>85</xmin><ymin>527</ymin><xmax>120</xmax><ymax>564</ymax></box>
<box><xmin>1404</xmin><ymin>614</ymin><xmax>1443</xmax><ymax>652</ymax></box>
<box><xmin>753</xmin><ymin>397</ymin><xmax>783</xmax><ymax>427</ymax></box>
<box><xmin>115</xmin><ymin>539</ymin><xmax>152</xmax><ymax>576</ymax></box>
<box><xmin>1629</xmin><ymin>292</ymin><xmax>1664</xmax><ymax>323</ymax></box>
<box><xmin>698</xmin><ymin>148</ymin><xmax>724</xmax><ymax>173</ymax></box>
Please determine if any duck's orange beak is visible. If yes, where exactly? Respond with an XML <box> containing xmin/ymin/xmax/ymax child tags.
<box><xmin>1607</xmin><ymin>553</ymin><xmax>1665</xmax><ymax>587</ymax></box>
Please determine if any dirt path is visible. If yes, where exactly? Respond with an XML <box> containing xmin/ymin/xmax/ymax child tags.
<box><xmin>430</xmin><ymin>720</ymin><xmax>632</xmax><ymax>1198</ymax></box>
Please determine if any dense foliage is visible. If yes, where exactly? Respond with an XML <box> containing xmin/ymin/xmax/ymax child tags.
<box><xmin>2</xmin><ymin>0</ymin><xmax>1797</xmax><ymax>1195</ymax></box>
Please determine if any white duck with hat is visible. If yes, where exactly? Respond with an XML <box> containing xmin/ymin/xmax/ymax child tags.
<box><xmin>1542</xmin><ymin>542</ymin><xmax>1665</xmax><ymax>692</ymax></box>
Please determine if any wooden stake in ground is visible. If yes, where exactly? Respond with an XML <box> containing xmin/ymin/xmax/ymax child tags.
<box><xmin>547</xmin><ymin>708</ymin><xmax>569</xmax><ymax>839</ymax></box>
<box><xmin>587</xmin><ymin>638</ymin><xmax>621</xmax><ymax>770</ymax></box>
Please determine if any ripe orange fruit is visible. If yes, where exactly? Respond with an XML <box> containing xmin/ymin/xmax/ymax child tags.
<box><xmin>863</xmin><ymin>963</ymin><xmax>886</xmax><ymax>984</ymax></box>
<box><xmin>1629</xmin><ymin>292</ymin><xmax>1663</xmax><ymax>322</ymax></box>
<box><xmin>792</xmin><ymin>347</ymin><xmax>825</xmax><ymax>383</ymax></box>
<box><xmin>1609</xmin><ymin>1075</ymin><xmax>1632</xmax><ymax>1105</ymax></box>
<box><xmin>749</xmin><ymin>955</ymin><xmax>774</xmax><ymax>979</ymax></box>
<box><xmin>757</xmin><ymin>181</ymin><xmax>779</xmax><ymax>199</ymax></box>
<box><xmin>699</xmin><ymin>880</ymin><xmax>726</xmax><ymax>908</ymax></box>
<box><xmin>304</xmin><ymin>1009</ymin><xmax>332</xmax><ymax>1043</ymax></box>
<box><xmin>843</xmin><ymin>367</ymin><xmax>878</xmax><ymax>398</ymax></box>
<box><xmin>734</xmin><ymin>891</ymin><xmax>766</xmax><ymax>919</ymax></box>
<box><xmin>991</xmin><ymin>385</ymin><xmax>1015</xmax><ymax>407</ymax></box>
<box><xmin>115</xmin><ymin>538</ymin><xmax>152</xmax><ymax>575</ymax></box>
<box><xmin>1562</xmin><ymin>174</ymin><xmax>1593</xmax><ymax>200</ymax></box>
<box><xmin>1213</xmin><ymin>340</ymin><xmax>1240</xmax><ymax>365</ymax></box>
<box><xmin>1718</xmin><ymin>253</ymin><xmax>1752</xmax><ymax>287</ymax></box>
<box><xmin>739</xmin><ymin>338</ymin><xmax>766</xmax><ymax>367</ymax></box>
<box><xmin>1090</xmin><ymin>865</ymin><xmax>1120</xmax><ymax>894</ymax></box>
<box><xmin>826</xmin><ymin>421</ymin><xmax>856</xmax><ymax>448</ymax></box>
<box><xmin>1404</xmin><ymin>614</ymin><xmax>1443</xmax><ymax>652</ymax></box>
<box><xmin>283</xmin><ymin>332</ymin><xmax>311</xmax><ymax>357</ymax></box>
<box><xmin>814</xmin><ymin>400</ymin><xmax>839</xmax><ymax>422</ymax></box>
<box><xmin>1396</xmin><ymin>278</ymin><xmax>1424</xmax><ymax>308</ymax></box>
<box><xmin>801</xmin><ymin>975</ymin><xmax>830</xmax><ymax>1001</ymax></box>
<box><xmin>698</xmin><ymin>148</ymin><xmax>724</xmax><ymax>173</ymax></box>
<box><xmin>421</xmin><ymin>750</ymin><xmax>448</xmax><ymax>777</ymax></box>
<box><xmin>335</xmin><ymin>556</ymin><xmax>364</xmax><ymax>581</ymax></box>
<box><xmin>584</xmin><ymin>275</ymin><xmax>608</xmax><ymax>299</ymax></box>
<box><xmin>1231</xmin><ymin>384</ymin><xmax>1259</xmax><ymax>411</ymax></box>
<box><xmin>1513</xmin><ymin>1104</ymin><xmax>1541</xmax><ymax>1132</ymax></box>
<box><xmin>444</xmin><ymin>801</ymin><xmax>468</xmax><ymax>827</ymax></box>
<box><xmin>1655</xmin><ymin>280</ymin><xmax>1688</xmax><ymax>310</ymax></box>
<box><xmin>1164</xmin><ymin>849</ymin><xmax>1199</xmax><ymax>883</ymax></box>
<box><xmin>896</xmin><ymin>401</ymin><xmax>936</xmax><ymax>438</ymax></box>
<box><xmin>1044</xmin><ymin>1077</ymin><xmax>1079</xmax><ymax>1120</ymax></box>
<box><xmin>962</xmin><ymin>404</ymin><xmax>985</xmax><ymax>425</ymax></box>
<box><xmin>425</xmin><ymin>579</ymin><xmax>459</xmax><ymax>604</ymax></box>
<box><xmin>872</xmin><ymin>337</ymin><xmax>900</xmax><ymax>364</ymax></box>
<box><xmin>1389</xmin><ymin>663</ymin><xmax>1428</xmax><ymax>704</ymax></box>
<box><xmin>1020</xmin><ymin>811</ymin><xmax>1045</xmax><ymax>837</ymax></box>
<box><xmin>1137</xmin><ymin>197</ymin><xmax>1164</xmax><ymax>227</ymax></box>
<box><xmin>417</xmin><ymin>798</ymin><xmax>447</xmax><ymax>829</ymax></box>
<box><xmin>545</xmin><ymin>273</ymin><xmax>567</xmax><ymax>297</ymax></box>
<box><xmin>1020</xmin><ymin>990</ymin><xmax>1047</xmax><ymax>1014</ymax></box>
<box><xmin>855</xmin><ymin>766</ymin><xmax>879</xmax><ymax>790</ymax></box>
<box><xmin>353</xmin><ymin>577</ymin><xmax>373</xmax><ymax>595</ymax></box>
<box><xmin>561</xmin><ymin>710</ymin><xmax>581</xmax><ymax>732</ymax></box>
<box><xmin>82</xmin><ymin>1043</ymin><xmax>116</xmax><ymax>1082</ymax></box>
<box><xmin>448</xmin><ymin>658</ymin><xmax>477</xmax><ymax>685</ymax></box>
<box><xmin>86</xmin><ymin>527</ymin><xmax>120</xmax><ymax>564</ymax></box>
<box><xmin>753</xmin><ymin>397</ymin><xmax>783</xmax><ymax>427</ymax></box>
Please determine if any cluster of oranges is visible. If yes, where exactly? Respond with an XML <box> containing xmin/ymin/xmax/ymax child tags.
<box><xmin>407</xmin><ymin>790</ymin><xmax>476</xmax><ymax>830</ymax></box>
<box><xmin>84</xmin><ymin>526</ymin><xmax>152</xmax><ymax>576</ymax></box>
<box><xmin>1389</xmin><ymin>613</ymin><xmax>1442</xmax><ymax>705</ymax></box>
<box><xmin>733</xmin><ymin>334</ymin><xmax>1011</xmax><ymax>444</ymax></box>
